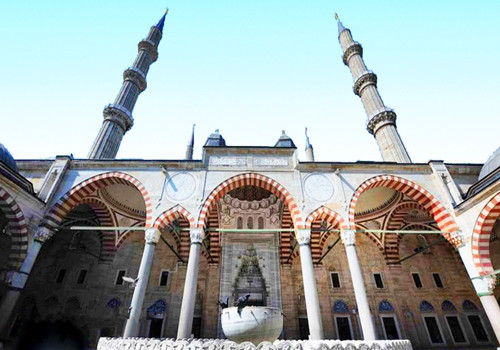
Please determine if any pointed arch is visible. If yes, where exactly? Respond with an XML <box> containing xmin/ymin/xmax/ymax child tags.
<box><xmin>43</xmin><ymin>172</ymin><xmax>152</xmax><ymax>237</ymax></box>
<box><xmin>197</xmin><ymin>173</ymin><xmax>303</xmax><ymax>229</ymax></box>
<box><xmin>78</xmin><ymin>197</ymin><xmax>117</xmax><ymax>263</ymax></box>
<box><xmin>0</xmin><ymin>187</ymin><xmax>28</xmax><ymax>269</ymax></box>
<box><xmin>153</xmin><ymin>205</ymin><xmax>195</xmax><ymax>229</ymax></box>
<box><xmin>349</xmin><ymin>175</ymin><xmax>459</xmax><ymax>245</ymax></box>
<box><xmin>472</xmin><ymin>192</ymin><xmax>500</xmax><ymax>275</ymax></box>
<box><xmin>305</xmin><ymin>206</ymin><xmax>347</xmax><ymax>262</ymax></box>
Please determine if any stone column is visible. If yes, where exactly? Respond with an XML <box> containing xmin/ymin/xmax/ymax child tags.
<box><xmin>177</xmin><ymin>228</ymin><xmax>204</xmax><ymax>339</ymax></box>
<box><xmin>296</xmin><ymin>229</ymin><xmax>324</xmax><ymax>340</ymax></box>
<box><xmin>341</xmin><ymin>229</ymin><xmax>377</xmax><ymax>340</ymax></box>
<box><xmin>123</xmin><ymin>228</ymin><xmax>161</xmax><ymax>337</ymax></box>
<box><xmin>452</xmin><ymin>231</ymin><xmax>500</xmax><ymax>347</ymax></box>
<box><xmin>0</xmin><ymin>226</ymin><xmax>52</xmax><ymax>335</ymax></box>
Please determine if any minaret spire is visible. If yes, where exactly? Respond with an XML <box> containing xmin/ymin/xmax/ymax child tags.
<box><xmin>185</xmin><ymin>124</ymin><xmax>195</xmax><ymax>160</ymax></box>
<box><xmin>305</xmin><ymin>127</ymin><xmax>315</xmax><ymax>161</ymax></box>
<box><xmin>336</xmin><ymin>14</ymin><xmax>411</xmax><ymax>163</ymax></box>
<box><xmin>88</xmin><ymin>9</ymin><xmax>169</xmax><ymax>159</ymax></box>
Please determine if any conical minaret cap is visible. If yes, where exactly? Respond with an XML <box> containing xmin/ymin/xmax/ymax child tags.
<box><xmin>156</xmin><ymin>8</ymin><xmax>169</xmax><ymax>32</ymax></box>
<box><xmin>335</xmin><ymin>13</ymin><xmax>347</xmax><ymax>36</ymax></box>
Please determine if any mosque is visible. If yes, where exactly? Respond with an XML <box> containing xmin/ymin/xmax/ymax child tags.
<box><xmin>0</xmin><ymin>9</ymin><xmax>499</xmax><ymax>350</ymax></box>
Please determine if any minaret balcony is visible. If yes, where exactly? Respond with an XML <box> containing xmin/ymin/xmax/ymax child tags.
<box><xmin>353</xmin><ymin>71</ymin><xmax>377</xmax><ymax>96</ymax></box>
<box><xmin>342</xmin><ymin>41</ymin><xmax>362</xmax><ymax>65</ymax></box>
<box><xmin>366</xmin><ymin>109</ymin><xmax>397</xmax><ymax>135</ymax></box>
<box><xmin>123</xmin><ymin>67</ymin><xmax>147</xmax><ymax>92</ymax></box>
<box><xmin>103</xmin><ymin>104</ymin><xmax>134</xmax><ymax>132</ymax></box>
<box><xmin>138</xmin><ymin>39</ymin><xmax>158</xmax><ymax>62</ymax></box>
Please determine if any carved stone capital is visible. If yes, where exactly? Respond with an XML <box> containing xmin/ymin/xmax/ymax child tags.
<box><xmin>296</xmin><ymin>229</ymin><xmax>311</xmax><ymax>246</ymax></box>
<box><xmin>353</xmin><ymin>71</ymin><xmax>377</xmax><ymax>96</ymax></box>
<box><xmin>485</xmin><ymin>275</ymin><xmax>497</xmax><ymax>293</ymax></box>
<box><xmin>34</xmin><ymin>226</ymin><xmax>53</xmax><ymax>243</ymax></box>
<box><xmin>340</xmin><ymin>229</ymin><xmax>356</xmax><ymax>246</ymax></box>
<box><xmin>449</xmin><ymin>230</ymin><xmax>465</xmax><ymax>248</ymax></box>
<box><xmin>123</xmin><ymin>67</ymin><xmax>147</xmax><ymax>92</ymax></box>
<box><xmin>103</xmin><ymin>104</ymin><xmax>134</xmax><ymax>132</ymax></box>
<box><xmin>138</xmin><ymin>39</ymin><xmax>158</xmax><ymax>62</ymax></box>
<box><xmin>145</xmin><ymin>228</ymin><xmax>161</xmax><ymax>244</ymax></box>
<box><xmin>342</xmin><ymin>41</ymin><xmax>363</xmax><ymax>65</ymax></box>
<box><xmin>366</xmin><ymin>109</ymin><xmax>397</xmax><ymax>135</ymax></box>
<box><xmin>190</xmin><ymin>228</ymin><xmax>205</xmax><ymax>244</ymax></box>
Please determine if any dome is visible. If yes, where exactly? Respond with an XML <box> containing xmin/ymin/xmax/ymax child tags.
<box><xmin>479</xmin><ymin>147</ymin><xmax>500</xmax><ymax>180</ymax></box>
<box><xmin>274</xmin><ymin>130</ymin><xmax>296</xmax><ymax>148</ymax></box>
<box><xmin>204</xmin><ymin>129</ymin><xmax>226</xmax><ymax>147</ymax></box>
<box><xmin>0</xmin><ymin>143</ymin><xmax>18</xmax><ymax>173</ymax></box>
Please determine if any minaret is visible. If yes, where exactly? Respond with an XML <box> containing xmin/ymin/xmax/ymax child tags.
<box><xmin>305</xmin><ymin>127</ymin><xmax>315</xmax><ymax>161</ymax></box>
<box><xmin>88</xmin><ymin>10</ymin><xmax>168</xmax><ymax>159</ymax></box>
<box><xmin>185</xmin><ymin>124</ymin><xmax>195</xmax><ymax>160</ymax></box>
<box><xmin>336</xmin><ymin>14</ymin><xmax>411</xmax><ymax>163</ymax></box>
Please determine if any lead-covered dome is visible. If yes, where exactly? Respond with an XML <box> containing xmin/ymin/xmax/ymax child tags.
<box><xmin>0</xmin><ymin>143</ymin><xmax>18</xmax><ymax>173</ymax></box>
<box><xmin>479</xmin><ymin>147</ymin><xmax>500</xmax><ymax>180</ymax></box>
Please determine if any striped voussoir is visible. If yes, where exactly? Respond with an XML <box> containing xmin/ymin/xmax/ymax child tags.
<box><xmin>197</xmin><ymin>173</ymin><xmax>303</xmax><ymax>229</ymax></box>
<box><xmin>153</xmin><ymin>206</ymin><xmax>196</xmax><ymax>261</ymax></box>
<box><xmin>44</xmin><ymin>172</ymin><xmax>152</xmax><ymax>232</ymax></box>
<box><xmin>0</xmin><ymin>187</ymin><xmax>28</xmax><ymax>269</ymax></box>
<box><xmin>305</xmin><ymin>207</ymin><xmax>347</xmax><ymax>263</ymax></box>
<box><xmin>153</xmin><ymin>205</ymin><xmax>195</xmax><ymax>229</ymax></box>
<box><xmin>79</xmin><ymin>197</ymin><xmax>116</xmax><ymax>263</ymax></box>
<box><xmin>472</xmin><ymin>192</ymin><xmax>500</xmax><ymax>275</ymax></box>
<box><xmin>349</xmin><ymin>175</ymin><xmax>459</xmax><ymax>245</ymax></box>
<box><xmin>384</xmin><ymin>201</ymin><xmax>435</xmax><ymax>265</ymax></box>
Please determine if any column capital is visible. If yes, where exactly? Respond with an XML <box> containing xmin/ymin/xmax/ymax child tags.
<box><xmin>7</xmin><ymin>270</ymin><xmax>28</xmax><ymax>290</ymax></box>
<box><xmin>145</xmin><ymin>228</ymin><xmax>161</xmax><ymax>244</ymax></box>
<box><xmin>449</xmin><ymin>230</ymin><xmax>465</xmax><ymax>248</ymax></box>
<box><xmin>34</xmin><ymin>226</ymin><xmax>53</xmax><ymax>243</ymax></box>
<box><xmin>340</xmin><ymin>229</ymin><xmax>356</xmax><ymax>246</ymax></box>
<box><xmin>296</xmin><ymin>229</ymin><xmax>311</xmax><ymax>246</ymax></box>
<box><xmin>189</xmin><ymin>228</ymin><xmax>205</xmax><ymax>244</ymax></box>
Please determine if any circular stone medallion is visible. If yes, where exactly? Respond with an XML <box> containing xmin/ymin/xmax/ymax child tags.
<box><xmin>303</xmin><ymin>174</ymin><xmax>335</xmax><ymax>202</ymax></box>
<box><xmin>165</xmin><ymin>172</ymin><xmax>196</xmax><ymax>202</ymax></box>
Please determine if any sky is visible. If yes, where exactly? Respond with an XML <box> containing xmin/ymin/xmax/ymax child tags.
<box><xmin>0</xmin><ymin>1</ymin><xmax>499</xmax><ymax>163</ymax></box>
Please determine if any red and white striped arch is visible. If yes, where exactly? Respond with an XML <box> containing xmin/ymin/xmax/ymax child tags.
<box><xmin>472</xmin><ymin>192</ymin><xmax>500</xmax><ymax>275</ymax></box>
<box><xmin>305</xmin><ymin>206</ymin><xmax>347</xmax><ymax>230</ymax></box>
<box><xmin>349</xmin><ymin>175</ymin><xmax>459</xmax><ymax>244</ymax></box>
<box><xmin>78</xmin><ymin>197</ymin><xmax>117</xmax><ymax>263</ymax></box>
<box><xmin>197</xmin><ymin>173</ymin><xmax>303</xmax><ymax>229</ymax></box>
<box><xmin>305</xmin><ymin>206</ymin><xmax>347</xmax><ymax>263</ymax></box>
<box><xmin>153</xmin><ymin>205</ymin><xmax>196</xmax><ymax>229</ymax></box>
<box><xmin>0</xmin><ymin>187</ymin><xmax>28</xmax><ymax>269</ymax></box>
<box><xmin>44</xmin><ymin>172</ymin><xmax>152</xmax><ymax>234</ymax></box>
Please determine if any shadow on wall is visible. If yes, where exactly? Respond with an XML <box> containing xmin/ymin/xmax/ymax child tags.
<box><xmin>14</xmin><ymin>320</ymin><xmax>87</xmax><ymax>350</ymax></box>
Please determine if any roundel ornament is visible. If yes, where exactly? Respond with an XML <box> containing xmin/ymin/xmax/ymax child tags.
<box><xmin>165</xmin><ymin>172</ymin><xmax>197</xmax><ymax>202</ymax></box>
<box><xmin>303</xmin><ymin>174</ymin><xmax>335</xmax><ymax>202</ymax></box>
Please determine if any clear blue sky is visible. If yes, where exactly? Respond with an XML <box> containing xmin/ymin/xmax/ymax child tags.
<box><xmin>1</xmin><ymin>1</ymin><xmax>499</xmax><ymax>163</ymax></box>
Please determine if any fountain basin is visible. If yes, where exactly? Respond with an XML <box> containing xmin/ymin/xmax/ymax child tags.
<box><xmin>221</xmin><ymin>306</ymin><xmax>283</xmax><ymax>344</ymax></box>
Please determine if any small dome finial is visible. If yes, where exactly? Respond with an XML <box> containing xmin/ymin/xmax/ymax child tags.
<box><xmin>334</xmin><ymin>13</ymin><xmax>339</xmax><ymax>21</ymax></box>
<box><xmin>156</xmin><ymin>7</ymin><xmax>169</xmax><ymax>32</ymax></box>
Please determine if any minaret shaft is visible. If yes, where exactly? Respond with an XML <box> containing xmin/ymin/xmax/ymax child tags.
<box><xmin>88</xmin><ymin>15</ymin><xmax>166</xmax><ymax>159</ymax></box>
<box><xmin>338</xmin><ymin>21</ymin><xmax>411</xmax><ymax>163</ymax></box>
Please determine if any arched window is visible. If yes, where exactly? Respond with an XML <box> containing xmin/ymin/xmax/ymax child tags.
<box><xmin>420</xmin><ymin>300</ymin><xmax>435</xmax><ymax>312</ymax></box>
<box><xmin>247</xmin><ymin>217</ymin><xmax>254</xmax><ymax>229</ymax></box>
<box><xmin>441</xmin><ymin>300</ymin><xmax>457</xmax><ymax>312</ymax></box>
<box><xmin>333</xmin><ymin>300</ymin><xmax>349</xmax><ymax>313</ymax></box>
<box><xmin>258</xmin><ymin>216</ymin><xmax>264</xmax><ymax>229</ymax></box>
<box><xmin>462</xmin><ymin>300</ymin><xmax>478</xmax><ymax>312</ymax></box>
<box><xmin>379</xmin><ymin>300</ymin><xmax>395</xmax><ymax>312</ymax></box>
<box><xmin>237</xmin><ymin>217</ymin><xmax>243</xmax><ymax>229</ymax></box>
